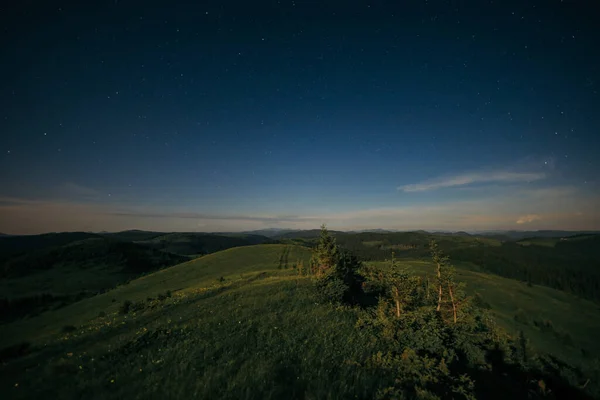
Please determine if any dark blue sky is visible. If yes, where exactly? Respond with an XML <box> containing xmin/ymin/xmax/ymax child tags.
<box><xmin>1</xmin><ymin>0</ymin><xmax>598</xmax><ymax>233</ymax></box>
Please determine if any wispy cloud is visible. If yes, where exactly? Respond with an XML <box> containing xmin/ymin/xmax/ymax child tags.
<box><xmin>398</xmin><ymin>170</ymin><xmax>546</xmax><ymax>192</ymax></box>
<box><xmin>1</xmin><ymin>182</ymin><xmax>599</xmax><ymax>234</ymax></box>
<box><xmin>516</xmin><ymin>214</ymin><xmax>542</xmax><ymax>224</ymax></box>
<box><xmin>397</xmin><ymin>156</ymin><xmax>554</xmax><ymax>192</ymax></box>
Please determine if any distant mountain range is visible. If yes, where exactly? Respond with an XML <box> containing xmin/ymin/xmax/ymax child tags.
<box><xmin>1</xmin><ymin>228</ymin><xmax>598</xmax><ymax>241</ymax></box>
<box><xmin>239</xmin><ymin>228</ymin><xmax>599</xmax><ymax>240</ymax></box>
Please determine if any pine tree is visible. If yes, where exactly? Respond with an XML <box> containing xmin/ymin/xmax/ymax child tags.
<box><xmin>310</xmin><ymin>224</ymin><xmax>339</xmax><ymax>277</ymax></box>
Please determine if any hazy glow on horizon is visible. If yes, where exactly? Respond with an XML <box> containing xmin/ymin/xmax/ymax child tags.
<box><xmin>2</xmin><ymin>163</ymin><xmax>598</xmax><ymax>234</ymax></box>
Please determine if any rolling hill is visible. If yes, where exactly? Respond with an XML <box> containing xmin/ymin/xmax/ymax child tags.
<box><xmin>0</xmin><ymin>244</ymin><xmax>312</xmax><ymax>346</ymax></box>
<box><xmin>0</xmin><ymin>232</ymin><xmax>101</xmax><ymax>263</ymax></box>
<box><xmin>278</xmin><ymin>230</ymin><xmax>600</xmax><ymax>303</ymax></box>
<box><xmin>100</xmin><ymin>230</ymin><xmax>166</xmax><ymax>242</ymax></box>
<box><xmin>134</xmin><ymin>232</ymin><xmax>274</xmax><ymax>256</ymax></box>
<box><xmin>1</xmin><ymin>242</ymin><xmax>598</xmax><ymax>399</ymax></box>
<box><xmin>0</xmin><ymin>237</ymin><xmax>188</xmax><ymax>323</ymax></box>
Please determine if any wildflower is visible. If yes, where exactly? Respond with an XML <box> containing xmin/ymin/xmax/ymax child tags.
<box><xmin>14</xmin><ymin>383</ymin><xmax>18</xmax><ymax>388</ymax></box>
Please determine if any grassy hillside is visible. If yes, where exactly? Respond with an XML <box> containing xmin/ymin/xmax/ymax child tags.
<box><xmin>135</xmin><ymin>232</ymin><xmax>274</xmax><ymax>256</ymax></box>
<box><xmin>0</xmin><ymin>244</ymin><xmax>312</xmax><ymax>346</ymax></box>
<box><xmin>365</xmin><ymin>259</ymin><xmax>600</xmax><ymax>371</ymax></box>
<box><xmin>0</xmin><ymin>237</ymin><xmax>188</xmax><ymax>322</ymax></box>
<box><xmin>1</xmin><ymin>243</ymin><xmax>598</xmax><ymax>399</ymax></box>
<box><xmin>449</xmin><ymin>235</ymin><xmax>600</xmax><ymax>302</ymax></box>
<box><xmin>289</xmin><ymin>230</ymin><xmax>600</xmax><ymax>303</ymax></box>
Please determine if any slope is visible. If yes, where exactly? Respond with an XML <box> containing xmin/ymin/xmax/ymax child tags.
<box><xmin>0</xmin><ymin>237</ymin><xmax>188</xmax><ymax>322</ymax></box>
<box><xmin>1</xmin><ymin>244</ymin><xmax>598</xmax><ymax>399</ymax></box>
<box><xmin>366</xmin><ymin>259</ymin><xmax>600</xmax><ymax>372</ymax></box>
<box><xmin>0</xmin><ymin>244</ymin><xmax>312</xmax><ymax>346</ymax></box>
<box><xmin>135</xmin><ymin>232</ymin><xmax>274</xmax><ymax>256</ymax></box>
<box><xmin>0</xmin><ymin>232</ymin><xmax>100</xmax><ymax>263</ymax></box>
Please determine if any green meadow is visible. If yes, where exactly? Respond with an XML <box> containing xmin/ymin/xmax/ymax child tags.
<box><xmin>1</xmin><ymin>231</ymin><xmax>599</xmax><ymax>399</ymax></box>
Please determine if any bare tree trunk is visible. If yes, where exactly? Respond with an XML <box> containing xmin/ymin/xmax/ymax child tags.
<box><xmin>448</xmin><ymin>283</ymin><xmax>457</xmax><ymax>323</ymax></box>
<box><xmin>393</xmin><ymin>287</ymin><xmax>401</xmax><ymax>317</ymax></box>
<box><xmin>436</xmin><ymin>263</ymin><xmax>443</xmax><ymax>312</ymax></box>
<box><xmin>581</xmin><ymin>379</ymin><xmax>590</xmax><ymax>389</ymax></box>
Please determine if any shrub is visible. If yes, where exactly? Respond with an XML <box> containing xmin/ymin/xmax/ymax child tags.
<box><xmin>0</xmin><ymin>342</ymin><xmax>31</xmax><ymax>362</ymax></box>
<box><xmin>316</xmin><ymin>272</ymin><xmax>348</xmax><ymax>303</ymax></box>
<box><xmin>130</xmin><ymin>301</ymin><xmax>146</xmax><ymax>312</ymax></box>
<box><xmin>473</xmin><ymin>293</ymin><xmax>492</xmax><ymax>310</ymax></box>
<box><xmin>62</xmin><ymin>325</ymin><xmax>77</xmax><ymax>333</ymax></box>
<box><xmin>513</xmin><ymin>309</ymin><xmax>529</xmax><ymax>325</ymax></box>
<box><xmin>119</xmin><ymin>300</ymin><xmax>132</xmax><ymax>315</ymax></box>
<box><xmin>533</xmin><ymin>319</ymin><xmax>554</xmax><ymax>332</ymax></box>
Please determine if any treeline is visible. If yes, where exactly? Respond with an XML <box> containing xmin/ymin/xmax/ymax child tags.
<box><xmin>303</xmin><ymin>225</ymin><xmax>597</xmax><ymax>399</ymax></box>
<box><xmin>312</xmin><ymin>231</ymin><xmax>600</xmax><ymax>303</ymax></box>
<box><xmin>1</xmin><ymin>238</ymin><xmax>188</xmax><ymax>279</ymax></box>
<box><xmin>449</xmin><ymin>238</ymin><xmax>600</xmax><ymax>303</ymax></box>
<box><xmin>0</xmin><ymin>232</ymin><xmax>99</xmax><ymax>263</ymax></box>
<box><xmin>139</xmin><ymin>232</ymin><xmax>275</xmax><ymax>256</ymax></box>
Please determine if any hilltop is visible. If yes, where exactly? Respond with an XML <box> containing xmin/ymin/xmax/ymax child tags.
<box><xmin>1</xmin><ymin>238</ymin><xmax>599</xmax><ymax>398</ymax></box>
<box><xmin>1</xmin><ymin>229</ymin><xmax>599</xmax><ymax>399</ymax></box>
<box><xmin>134</xmin><ymin>232</ymin><xmax>274</xmax><ymax>256</ymax></box>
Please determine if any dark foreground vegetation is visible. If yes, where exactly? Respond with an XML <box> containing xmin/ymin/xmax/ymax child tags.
<box><xmin>0</xmin><ymin>228</ymin><xmax>598</xmax><ymax>399</ymax></box>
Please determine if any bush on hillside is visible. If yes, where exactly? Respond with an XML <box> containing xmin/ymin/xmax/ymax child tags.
<box><xmin>61</xmin><ymin>325</ymin><xmax>77</xmax><ymax>333</ymax></box>
<box><xmin>119</xmin><ymin>300</ymin><xmax>132</xmax><ymax>315</ymax></box>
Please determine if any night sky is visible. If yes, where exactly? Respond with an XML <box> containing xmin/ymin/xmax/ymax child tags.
<box><xmin>1</xmin><ymin>0</ymin><xmax>599</xmax><ymax>234</ymax></box>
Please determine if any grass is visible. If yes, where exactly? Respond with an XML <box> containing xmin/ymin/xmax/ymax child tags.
<box><xmin>0</xmin><ymin>238</ymin><xmax>188</xmax><ymax>321</ymax></box>
<box><xmin>3</xmin><ymin>276</ymin><xmax>385</xmax><ymax>399</ymax></box>
<box><xmin>1</xmin><ymin>244</ymin><xmax>387</xmax><ymax>399</ymax></box>
<box><xmin>367</xmin><ymin>259</ymin><xmax>600</xmax><ymax>371</ymax></box>
<box><xmin>0</xmin><ymin>244</ymin><xmax>312</xmax><ymax>347</ymax></box>
<box><xmin>2</xmin><ymin>243</ymin><xmax>599</xmax><ymax>399</ymax></box>
<box><xmin>362</xmin><ymin>241</ymin><xmax>383</xmax><ymax>247</ymax></box>
<box><xmin>0</xmin><ymin>262</ymin><xmax>127</xmax><ymax>299</ymax></box>
<box><xmin>516</xmin><ymin>237</ymin><xmax>559</xmax><ymax>247</ymax></box>
<box><xmin>135</xmin><ymin>232</ymin><xmax>273</xmax><ymax>256</ymax></box>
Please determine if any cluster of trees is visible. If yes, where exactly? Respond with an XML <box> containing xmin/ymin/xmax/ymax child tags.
<box><xmin>311</xmin><ymin>230</ymin><xmax>600</xmax><ymax>303</ymax></box>
<box><xmin>302</xmin><ymin>225</ymin><xmax>595</xmax><ymax>399</ymax></box>
<box><xmin>449</xmin><ymin>239</ymin><xmax>600</xmax><ymax>303</ymax></box>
